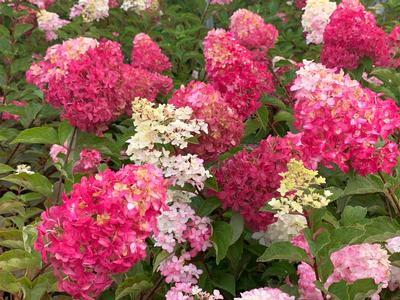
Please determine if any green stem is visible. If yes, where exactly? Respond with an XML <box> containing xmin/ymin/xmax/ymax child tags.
<box><xmin>55</xmin><ymin>127</ymin><xmax>78</xmax><ymax>204</ymax></box>
<box><xmin>378</xmin><ymin>172</ymin><xmax>400</xmax><ymax>215</ymax></box>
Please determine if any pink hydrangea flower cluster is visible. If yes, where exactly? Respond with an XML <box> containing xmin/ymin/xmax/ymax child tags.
<box><xmin>169</xmin><ymin>81</ymin><xmax>244</xmax><ymax>161</ymax></box>
<box><xmin>291</xmin><ymin>61</ymin><xmax>400</xmax><ymax>175</ymax></box>
<box><xmin>234</xmin><ymin>287</ymin><xmax>294</xmax><ymax>300</ymax></box>
<box><xmin>35</xmin><ymin>164</ymin><xmax>168</xmax><ymax>300</ymax></box>
<box><xmin>321</xmin><ymin>0</ymin><xmax>391</xmax><ymax>70</ymax></box>
<box><xmin>131</xmin><ymin>33</ymin><xmax>171</xmax><ymax>73</ymax></box>
<box><xmin>295</xmin><ymin>0</ymin><xmax>307</xmax><ymax>9</ymax></box>
<box><xmin>203</xmin><ymin>29</ymin><xmax>274</xmax><ymax>119</ymax></box>
<box><xmin>49</xmin><ymin>143</ymin><xmax>68</xmax><ymax>162</ymax></box>
<box><xmin>229</xmin><ymin>9</ymin><xmax>278</xmax><ymax>59</ymax></box>
<box><xmin>73</xmin><ymin>148</ymin><xmax>102</xmax><ymax>174</ymax></box>
<box><xmin>28</xmin><ymin>0</ymin><xmax>55</xmax><ymax>9</ymax></box>
<box><xmin>297</xmin><ymin>262</ymin><xmax>323</xmax><ymax>300</ymax></box>
<box><xmin>325</xmin><ymin>243</ymin><xmax>391</xmax><ymax>298</ymax></box>
<box><xmin>36</xmin><ymin>10</ymin><xmax>70</xmax><ymax>41</ymax></box>
<box><xmin>155</xmin><ymin>200</ymin><xmax>212</xmax><ymax>299</ymax></box>
<box><xmin>387</xmin><ymin>25</ymin><xmax>400</xmax><ymax>68</ymax></box>
<box><xmin>214</xmin><ymin>133</ymin><xmax>304</xmax><ymax>231</ymax></box>
<box><xmin>210</xmin><ymin>0</ymin><xmax>232</xmax><ymax>5</ymax></box>
<box><xmin>27</xmin><ymin>35</ymin><xmax>172</xmax><ymax>135</ymax></box>
<box><xmin>155</xmin><ymin>201</ymin><xmax>212</xmax><ymax>256</ymax></box>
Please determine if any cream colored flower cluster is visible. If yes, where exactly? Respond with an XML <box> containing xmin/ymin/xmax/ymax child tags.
<box><xmin>121</xmin><ymin>0</ymin><xmax>159</xmax><ymax>13</ymax></box>
<box><xmin>126</xmin><ymin>98</ymin><xmax>211</xmax><ymax>188</ymax></box>
<box><xmin>269</xmin><ymin>159</ymin><xmax>332</xmax><ymax>214</ymax></box>
<box><xmin>301</xmin><ymin>0</ymin><xmax>337</xmax><ymax>44</ymax></box>
<box><xmin>252</xmin><ymin>214</ymin><xmax>307</xmax><ymax>246</ymax></box>
<box><xmin>70</xmin><ymin>0</ymin><xmax>109</xmax><ymax>23</ymax></box>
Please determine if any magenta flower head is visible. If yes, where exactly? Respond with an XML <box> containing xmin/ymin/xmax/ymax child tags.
<box><xmin>169</xmin><ymin>81</ymin><xmax>244</xmax><ymax>161</ymax></box>
<box><xmin>35</xmin><ymin>164</ymin><xmax>168</xmax><ymax>299</ymax></box>
<box><xmin>203</xmin><ymin>29</ymin><xmax>275</xmax><ymax>119</ymax></box>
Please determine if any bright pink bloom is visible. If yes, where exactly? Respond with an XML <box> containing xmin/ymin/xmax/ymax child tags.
<box><xmin>27</xmin><ymin>37</ymin><xmax>172</xmax><ymax>134</ymax></box>
<box><xmin>295</xmin><ymin>0</ymin><xmax>306</xmax><ymax>9</ymax></box>
<box><xmin>169</xmin><ymin>81</ymin><xmax>244</xmax><ymax>161</ymax></box>
<box><xmin>297</xmin><ymin>262</ymin><xmax>323</xmax><ymax>300</ymax></box>
<box><xmin>203</xmin><ymin>29</ymin><xmax>274</xmax><ymax>119</ymax></box>
<box><xmin>214</xmin><ymin>133</ymin><xmax>304</xmax><ymax>231</ymax></box>
<box><xmin>387</xmin><ymin>25</ymin><xmax>400</xmax><ymax>68</ymax></box>
<box><xmin>131</xmin><ymin>33</ymin><xmax>171</xmax><ymax>73</ymax></box>
<box><xmin>321</xmin><ymin>0</ymin><xmax>391</xmax><ymax>69</ymax></box>
<box><xmin>291</xmin><ymin>61</ymin><xmax>400</xmax><ymax>175</ymax></box>
<box><xmin>291</xmin><ymin>231</ymin><xmax>312</xmax><ymax>259</ymax></box>
<box><xmin>35</xmin><ymin>164</ymin><xmax>168</xmax><ymax>300</ymax></box>
<box><xmin>229</xmin><ymin>9</ymin><xmax>278</xmax><ymax>58</ymax></box>
<box><xmin>325</xmin><ymin>243</ymin><xmax>390</xmax><ymax>298</ymax></box>
<box><xmin>73</xmin><ymin>148</ymin><xmax>102</xmax><ymax>173</ymax></box>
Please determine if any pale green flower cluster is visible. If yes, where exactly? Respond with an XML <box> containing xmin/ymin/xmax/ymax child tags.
<box><xmin>269</xmin><ymin>159</ymin><xmax>332</xmax><ymax>214</ymax></box>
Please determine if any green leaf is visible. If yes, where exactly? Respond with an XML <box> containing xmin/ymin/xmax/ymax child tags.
<box><xmin>115</xmin><ymin>276</ymin><xmax>152</xmax><ymax>300</ymax></box>
<box><xmin>19</xmin><ymin>272</ymin><xmax>57</xmax><ymax>300</ymax></box>
<box><xmin>0</xmin><ymin>163</ymin><xmax>13</xmax><ymax>174</ymax></box>
<box><xmin>256</xmin><ymin>104</ymin><xmax>269</xmax><ymax>130</ymax></box>
<box><xmin>273</xmin><ymin>110</ymin><xmax>294</xmax><ymax>123</ymax></box>
<box><xmin>153</xmin><ymin>250</ymin><xmax>171</xmax><ymax>273</ymax></box>
<box><xmin>343</xmin><ymin>175</ymin><xmax>383</xmax><ymax>196</ymax></box>
<box><xmin>229</xmin><ymin>212</ymin><xmax>244</xmax><ymax>246</ymax></box>
<box><xmin>212</xmin><ymin>271</ymin><xmax>236</xmax><ymax>296</ymax></box>
<box><xmin>0</xmin><ymin>249</ymin><xmax>40</xmax><ymax>272</ymax></box>
<box><xmin>1</xmin><ymin>173</ymin><xmax>53</xmax><ymax>197</ymax></box>
<box><xmin>196</xmin><ymin>196</ymin><xmax>220</xmax><ymax>217</ymax></box>
<box><xmin>205</xmin><ymin>176</ymin><xmax>219</xmax><ymax>192</ymax></box>
<box><xmin>262</xmin><ymin>95</ymin><xmax>287</xmax><ymax>110</ymax></box>
<box><xmin>211</xmin><ymin>221</ymin><xmax>232</xmax><ymax>265</ymax></box>
<box><xmin>11</xmin><ymin>127</ymin><xmax>58</xmax><ymax>145</ymax></box>
<box><xmin>58</xmin><ymin>120</ymin><xmax>74</xmax><ymax>144</ymax></box>
<box><xmin>328</xmin><ymin>279</ymin><xmax>377</xmax><ymax>300</ymax></box>
<box><xmin>0</xmin><ymin>271</ymin><xmax>21</xmax><ymax>293</ymax></box>
<box><xmin>341</xmin><ymin>206</ymin><xmax>368</xmax><ymax>226</ymax></box>
<box><xmin>257</xmin><ymin>241</ymin><xmax>311</xmax><ymax>264</ymax></box>
<box><xmin>13</xmin><ymin>24</ymin><xmax>33</xmax><ymax>39</ymax></box>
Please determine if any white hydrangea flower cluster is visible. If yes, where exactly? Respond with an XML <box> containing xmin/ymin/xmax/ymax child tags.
<box><xmin>301</xmin><ymin>0</ymin><xmax>337</xmax><ymax>44</ymax></box>
<box><xmin>268</xmin><ymin>159</ymin><xmax>332</xmax><ymax>214</ymax></box>
<box><xmin>15</xmin><ymin>164</ymin><xmax>35</xmax><ymax>175</ymax></box>
<box><xmin>252</xmin><ymin>214</ymin><xmax>307</xmax><ymax>246</ymax></box>
<box><xmin>126</xmin><ymin>98</ymin><xmax>210</xmax><ymax>189</ymax></box>
<box><xmin>70</xmin><ymin>0</ymin><xmax>109</xmax><ymax>23</ymax></box>
<box><xmin>121</xmin><ymin>0</ymin><xmax>159</xmax><ymax>13</ymax></box>
<box><xmin>36</xmin><ymin>10</ymin><xmax>70</xmax><ymax>41</ymax></box>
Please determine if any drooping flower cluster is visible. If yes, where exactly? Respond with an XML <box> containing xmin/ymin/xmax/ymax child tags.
<box><xmin>36</xmin><ymin>10</ymin><xmax>70</xmax><ymax>41</ymax></box>
<box><xmin>155</xmin><ymin>201</ymin><xmax>212</xmax><ymax>256</ymax></box>
<box><xmin>325</xmin><ymin>244</ymin><xmax>390</xmax><ymax>299</ymax></box>
<box><xmin>229</xmin><ymin>9</ymin><xmax>278</xmax><ymax>59</ymax></box>
<box><xmin>252</xmin><ymin>213</ymin><xmax>307</xmax><ymax>246</ymax></box>
<box><xmin>156</xmin><ymin>192</ymin><xmax>213</xmax><ymax>300</ymax></box>
<box><xmin>301</xmin><ymin>0</ymin><xmax>336</xmax><ymax>44</ymax></box>
<box><xmin>269</xmin><ymin>159</ymin><xmax>332</xmax><ymax>215</ymax></box>
<box><xmin>35</xmin><ymin>164</ymin><xmax>168</xmax><ymax>299</ymax></box>
<box><xmin>70</xmin><ymin>0</ymin><xmax>109</xmax><ymax>22</ymax></box>
<box><xmin>73</xmin><ymin>148</ymin><xmax>102</xmax><ymax>174</ymax></box>
<box><xmin>0</xmin><ymin>99</ymin><xmax>26</xmax><ymax>121</ymax></box>
<box><xmin>297</xmin><ymin>262</ymin><xmax>323</xmax><ymax>300</ymax></box>
<box><xmin>203</xmin><ymin>29</ymin><xmax>274</xmax><ymax>119</ymax></box>
<box><xmin>27</xmin><ymin>35</ymin><xmax>172</xmax><ymax>135</ymax></box>
<box><xmin>291</xmin><ymin>61</ymin><xmax>400</xmax><ymax>175</ymax></box>
<box><xmin>214</xmin><ymin>133</ymin><xmax>304</xmax><ymax>231</ymax></box>
<box><xmin>321</xmin><ymin>0</ymin><xmax>390</xmax><ymax>69</ymax></box>
<box><xmin>126</xmin><ymin>98</ymin><xmax>211</xmax><ymax>188</ymax></box>
<box><xmin>234</xmin><ymin>287</ymin><xmax>295</xmax><ymax>300</ymax></box>
<box><xmin>169</xmin><ymin>81</ymin><xmax>244</xmax><ymax>161</ymax></box>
